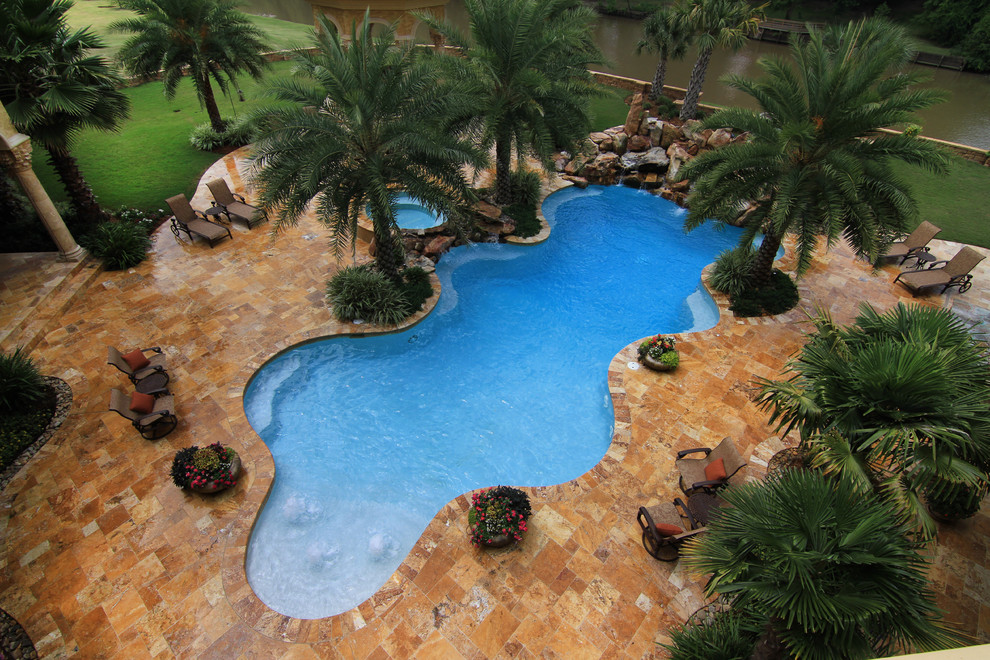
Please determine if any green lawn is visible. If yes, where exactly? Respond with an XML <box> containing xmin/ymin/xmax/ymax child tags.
<box><xmin>67</xmin><ymin>1</ymin><xmax>313</xmax><ymax>58</ymax></box>
<box><xmin>893</xmin><ymin>157</ymin><xmax>990</xmax><ymax>248</ymax></box>
<box><xmin>589</xmin><ymin>85</ymin><xmax>631</xmax><ymax>132</ymax></box>
<box><xmin>33</xmin><ymin>61</ymin><xmax>295</xmax><ymax>212</ymax></box>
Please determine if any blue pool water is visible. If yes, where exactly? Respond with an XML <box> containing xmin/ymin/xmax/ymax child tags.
<box><xmin>243</xmin><ymin>185</ymin><xmax>746</xmax><ymax>618</ymax></box>
<box><xmin>385</xmin><ymin>193</ymin><xmax>445</xmax><ymax>229</ymax></box>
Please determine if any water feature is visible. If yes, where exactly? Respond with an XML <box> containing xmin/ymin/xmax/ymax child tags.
<box><xmin>242</xmin><ymin>0</ymin><xmax>990</xmax><ymax>149</ymax></box>
<box><xmin>243</xmin><ymin>185</ymin><xmax>745</xmax><ymax>618</ymax></box>
<box><xmin>384</xmin><ymin>193</ymin><xmax>445</xmax><ymax>229</ymax></box>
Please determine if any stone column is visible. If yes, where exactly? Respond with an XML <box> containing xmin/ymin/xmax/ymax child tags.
<box><xmin>0</xmin><ymin>110</ymin><xmax>85</xmax><ymax>261</ymax></box>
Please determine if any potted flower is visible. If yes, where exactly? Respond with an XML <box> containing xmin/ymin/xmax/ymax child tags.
<box><xmin>637</xmin><ymin>334</ymin><xmax>679</xmax><ymax>372</ymax></box>
<box><xmin>171</xmin><ymin>442</ymin><xmax>240</xmax><ymax>494</ymax></box>
<box><xmin>468</xmin><ymin>485</ymin><xmax>532</xmax><ymax>548</ymax></box>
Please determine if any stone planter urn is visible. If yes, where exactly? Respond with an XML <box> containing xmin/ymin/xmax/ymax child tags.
<box><xmin>191</xmin><ymin>454</ymin><xmax>241</xmax><ymax>494</ymax></box>
<box><xmin>641</xmin><ymin>353</ymin><xmax>678</xmax><ymax>372</ymax></box>
<box><xmin>478</xmin><ymin>534</ymin><xmax>515</xmax><ymax>549</ymax></box>
<box><xmin>468</xmin><ymin>486</ymin><xmax>532</xmax><ymax>549</ymax></box>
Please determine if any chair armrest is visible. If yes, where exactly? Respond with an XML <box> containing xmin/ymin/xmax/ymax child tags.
<box><xmin>924</xmin><ymin>259</ymin><xmax>949</xmax><ymax>269</ymax></box>
<box><xmin>677</xmin><ymin>447</ymin><xmax>712</xmax><ymax>458</ymax></box>
<box><xmin>142</xmin><ymin>387</ymin><xmax>170</xmax><ymax>397</ymax></box>
<box><xmin>689</xmin><ymin>479</ymin><xmax>726</xmax><ymax>492</ymax></box>
<box><xmin>140</xmin><ymin>347</ymin><xmax>163</xmax><ymax>355</ymax></box>
<box><xmin>136</xmin><ymin>409</ymin><xmax>170</xmax><ymax>423</ymax></box>
<box><xmin>233</xmin><ymin>193</ymin><xmax>247</xmax><ymax>203</ymax></box>
<box><xmin>673</xmin><ymin>497</ymin><xmax>699</xmax><ymax>530</ymax></box>
<box><xmin>905</xmin><ymin>246</ymin><xmax>930</xmax><ymax>256</ymax></box>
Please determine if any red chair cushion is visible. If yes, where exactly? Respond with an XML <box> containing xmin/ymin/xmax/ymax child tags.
<box><xmin>704</xmin><ymin>457</ymin><xmax>727</xmax><ymax>482</ymax></box>
<box><xmin>655</xmin><ymin>523</ymin><xmax>683</xmax><ymax>537</ymax></box>
<box><xmin>122</xmin><ymin>349</ymin><xmax>150</xmax><ymax>371</ymax></box>
<box><xmin>129</xmin><ymin>392</ymin><xmax>155</xmax><ymax>415</ymax></box>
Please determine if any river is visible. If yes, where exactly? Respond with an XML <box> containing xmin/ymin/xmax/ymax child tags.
<box><xmin>245</xmin><ymin>0</ymin><xmax>990</xmax><ymax>149</ymax></box>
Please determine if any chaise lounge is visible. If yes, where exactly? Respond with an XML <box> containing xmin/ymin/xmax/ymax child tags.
<box><xmin>881</xmin><ymin>221</ymin><xmax>941</xmax><ymax>265</ymax></box>
<box><xmin>676</xmin><ymin>436</ymin><xmax>748</xmax><ymax>495</ymax></box>
<box><xmin>107</xmin><ymin>345</ymin><xmax>169</xmax><ymax>391</ymax></box>
<box><xmin>894</xmin><ymin>245</ymin><xmax>985</xmax><ymax>295</ymax></box>
<box><xmin>206</xmin><ymin>179</ymin><xmax>267</xmax><ymax>229</ymax></box>
<box><xmin>636</xmin><ymin>498</ymin><xmax>705</xmax><ymax>562</ymax></box>
<box><xmin>166</xmin><ymin>194</ymin><xmax>233</xmax><ymax>248</ymax></box>
<box><xmin>109</xmin><ymin>387</ymin><xmax>178</xmax><ymax>439</ymax></box>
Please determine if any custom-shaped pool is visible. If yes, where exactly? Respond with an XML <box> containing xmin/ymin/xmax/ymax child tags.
<box><xmin>243</xmin><ymin>185</ymin><xmax>746</xmax><ymax>618</ymax></box>
<box><xmin>378</xmin><ymin>193</ymin><xmax>445</xmax><ymax>229</ymax></box>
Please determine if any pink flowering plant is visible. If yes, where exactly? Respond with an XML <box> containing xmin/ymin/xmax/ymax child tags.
<box><xmin>638</xmin><ymin>334</ymin><xmax>679</xmax><ymax>367</ymax></box>
<box><xmin>468</xmin><ymin>486</ymin><xmax>532</xmax><ymax>546</ymax></box>
<box><xmin>170</xmin><ymin>442</ymin><xmax>238</xmax><ymax>490</ymax></box>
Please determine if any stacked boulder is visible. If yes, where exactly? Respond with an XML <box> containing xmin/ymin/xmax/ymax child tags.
<box><xmin>555</xmin><ymin>92</ymin><xmax>745</xmax><ymax>207</ymax></box>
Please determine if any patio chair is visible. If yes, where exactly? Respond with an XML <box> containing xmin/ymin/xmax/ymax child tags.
<box><xmin>107</xmin><ymin>345</ymin><xmax>169</xmax><ymax>390</ymax></box>
<box><xmin>881</xmin><ymin>221</ymin><xmax>941</xmax><ymax>265</ymax></box>
<box><xmin>676</xmin><ymin>436</ymin><xmax>747</xmax><ymax>496</ymax></box>
<box><xmin>637</xmin><ymin>498</ymin><xmax>705</xmax><ymax>562</ymax></box>
<box><xmin>166</xmin><ymin>194</ymin><xmax>232</xmax><ymax>248</ymax></box>
<box><xmin>109</xmin><ymin>387</ymin><xmax>178</xmax><ymax>439</ymax></box>
<box><xmin>894</xmin><ymin>245</ymin><xmax>985</xmax><ymax>295</ymax></box>
<box><xmin>206</xmin><ymin>179</ymin><xmax>267</xmax><ymax>229</ymax></box>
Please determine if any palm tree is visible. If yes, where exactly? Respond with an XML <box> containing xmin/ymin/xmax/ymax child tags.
<box><xmin>112</xmin><ymin>0</ymin><xmax>270</xmax><ymax>133</ymax></box>
<box><xmin>250</xmin><ymin>14</ymin><xmax>486</xmax><ymax>281</ymax></box>
<box><xmin>754</xmin><ymin>303</ymin><xmax>990</xmax><ymax>536</ymax></box>
<box><xmin>681</xmin><ymin>18</ymin><xmax>948</xmax><ymax>287</ymax></box>
<box><xmin>419</xmin><ymin>0</ymin><xmax>605</xmax><ymax>206</ymax></box>
<box><xmin>682</xmin><ymin>470</ymin><xmax>964</xmax><ymax>659</ymax></box>
<box><xmin>679</xmin><ymin>0</ymin><xmax>764</xmax><ymax>121</ymax></box>
<box><xmin>0</xmin><ymin>0</ymin><xmax>130</xmax><ymax>227</ymax></box>
<box><xmin>636</xmin><ymin>2</ymin><xmax>693</xmax><ymax>103</ymax></box>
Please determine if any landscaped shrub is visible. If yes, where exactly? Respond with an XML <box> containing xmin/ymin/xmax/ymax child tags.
<box><xmin>650</xmin><ymin>94</ymin><xmax>679</xmax><ymax>119</ymax></box>
<box><xmin>708</xmin><ymin>244</ymin><xmax>755</xmax><ymax>297</ymax></box>
<box><xmin>326</xmin><ymin>265</ymin><xmax>411</xmax><ymax>326</ymax></box>
<box><xmin>188</xmin><ymin>115</ymin><xmax>257</xmax><ymax>152</ymax></box>
<box><xmin>0</xmin><ymin>348</ymin><xmax>46</xmax><ymax>413</ymax></box>
<box><xmin>663</xmin><ymin>610</ymin><xmax>760</xmax><ymax>660</ymax></box>
<box><xmin>504</xmin><ymin>202</ymin><xmax>541</xmax><ymax>238</ymax></box>
<box><xmin>730</xmin><ymin>269</ymin><xmax>799</xmax><ymax>317</ymax></box>
<box><xmin>502</xmin><ymin>169</ymin><xmax>543</xmax><ymax>238</ymax></box>
<box><xmin>82</xmin><ymin>219</ymin><xmax>152</xmax><ymax>270</ymax></box>
<box><xmin>0</xmin><ymin>348</ymin><xmax>53</xmax><ymax>471</ymax></box>
<box><xmin>399</xmin><ymin>267</ymin><xmax>434</xmax><ymax>313</ymax></box>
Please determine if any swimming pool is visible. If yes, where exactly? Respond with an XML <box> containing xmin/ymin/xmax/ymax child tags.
<box><xmin>243</xmin><ymin>185</ymin><xmax>747</xmax><ymax>618</ymax></box>
<box><xmin>378</xmin><ymin>193</ymin><xmax>445</xmax><ymax>229</ymax></box>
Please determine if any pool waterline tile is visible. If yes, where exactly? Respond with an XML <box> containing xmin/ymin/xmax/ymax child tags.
<box><xmin>1</xmin><ymin>146</ymin><xmax>989</xmax><ymax>657</ymax></box>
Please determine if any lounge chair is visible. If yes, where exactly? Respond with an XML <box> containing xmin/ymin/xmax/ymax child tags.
<box><xmin>206</xmin><ymin>179</ymin><xmax>267</xmax><ymax>229</ymax></box>
<box><xmin>107</xmin><ymin>345</ymin><xmax>169</xmax><ymax>391</ymax></box>
<box><xmin>676</xmin><ymin>436</ymin><xmax>747</xmax><ymax>496</ymax></box>
<box><xmin>894</xmin><ymin>245</ymin><xmax>985</xmax><ymax>295</ymax></box>
<box><xmin>166</xmin><ymin>194</ymin><xmax>233</xmax><ymax>248</ymax></box>
<box><xmin>882</xmin><ymin>221</ymin><xmax>941</xmax><ymax>265</ymax></box>
<box><xmin>109</xmin><ymin>387</ymin><xmax>177</xmax><ymax>439</ymax></box>
<box><xmin>637</xmin><ymin>498</ymin><xmax>705</xmax><ymax>562</ymax></box>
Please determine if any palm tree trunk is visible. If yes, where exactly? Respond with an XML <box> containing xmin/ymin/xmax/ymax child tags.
<box><xmin>679</xmin><ymin>47</ymin><xmax>713</xmax><ymax>121</ymax></box>
<box><xmin>750</xmin><ymin>230</ymin><xmax>782</xmax><ymax>287</ymax></box>
<box><xmin>650</xmin><ymin>53</ymin><xmax>668</xmax><ymax>102</ymax></box>
<box><xmin>197</xmin><ymin>74</ymin><xmax>226</xmax><ymax>133</ymax></box>
<box><xmin>44</xmin><ymin>146</ymin><xmax>107</xmax><ymax>228</ymax></box>
<box><xmin>368</xmin><ymin>202</ymin><xmax>404</xmax><ymax>283</ymax></box>
<box><xmin>494</xmin><ymin>129</ymin><xmax>512</xmax><ymax>206</ymax></box>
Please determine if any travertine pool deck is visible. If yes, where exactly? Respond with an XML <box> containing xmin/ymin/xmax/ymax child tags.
<box><xmin>2</xmin><ymin>149</ymin><xmax>990</xmax><ymax>659</ymax></box>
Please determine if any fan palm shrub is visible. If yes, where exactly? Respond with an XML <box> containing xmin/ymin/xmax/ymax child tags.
<box><xmin>251</xmin><ymin>14</ymin><xmax>484</xmax><ymax>282</ymax></box>
<box><xmin>680</xmin><ymin>470</ymin><xmax>964</xmax><ymax>659</ymax></box>
<box><xmin>419</xmin><ymin>0</ymin><xmax>605</xmax><ymax>206</ymax></box>
<box><xmin>82</xmin><ymin>219</ymin><xmax>152</xmax><ymax>270</ymax></box>
<box><xmin>112</xmin><ymin>0</ymin><xmax>271</xmax><ymax>134</ymax></box>
<box><xmin>755</xmin><ymin>303</ymin><xmax>990</xmax><ymax>536</ymax></box>
<box><xmin>0</xmin><ymin>0</ymin><xmax>130</xmax><ymax>227</ymax></box>
<box><xmin>681</xmin><ymin>18</ymin><xmax>949</xmax><ymax>290</ymax></box>
<box><xmin>0</xmin><ymin>347</ymin><xmax>46</xmax><ymax>413</ymax></box>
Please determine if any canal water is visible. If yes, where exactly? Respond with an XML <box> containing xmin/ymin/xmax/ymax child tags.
<box><xmin>245</xmin><ymin>0</ymin><xmax>990</xmax><ymax>149</ymax></box>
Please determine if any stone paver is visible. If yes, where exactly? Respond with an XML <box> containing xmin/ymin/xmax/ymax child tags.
<box><xmin>2</xmin><ymin>147</ymin><xmax>989</xmax><ymax>658</ymax></box>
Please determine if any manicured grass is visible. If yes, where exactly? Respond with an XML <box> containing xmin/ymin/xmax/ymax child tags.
<box><xmin>589</xmin><ymin>85</ymin><xmax>631</xmax><ymax>132</ymax></box>
<box><xmin>33</xmin><ymin>61</ymin><xmax>295</xmax><ymax>212</ymax></box>
<box><xmin>66</xmin><ymin>2</ymin><xmax>314</xmax><ymax>58</ymax></box>
<box><xmin>893</xmin><ymin>156</ymin><xmax>990</xmax><ymax>248</ymax></box>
